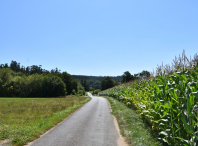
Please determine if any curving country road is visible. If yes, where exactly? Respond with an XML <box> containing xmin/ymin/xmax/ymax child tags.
<box><xmin>29</xmin><ymin>93</ymin><xmax>121</xmax><ymax>146</ymax></box>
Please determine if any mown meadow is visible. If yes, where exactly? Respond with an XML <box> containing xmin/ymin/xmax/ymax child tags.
<box><xmin>0</xmin><ymin>96</ymin><xmax>91</xmax><ymax>146</ymax></box>
<box><xmin>99</xmin><ymin>52</ymin><xmax>198</xmax><ymax>146</ymax></box>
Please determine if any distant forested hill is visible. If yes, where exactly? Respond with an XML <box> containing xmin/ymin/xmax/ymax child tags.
<box><xmin>72</xmin><ymin>75</ymin><xmax>122</xmax><ymax>90</ymax></box>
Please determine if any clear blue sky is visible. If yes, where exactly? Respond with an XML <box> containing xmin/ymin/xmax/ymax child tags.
<box><xmin>0</xmin><ymin>0</ymin><xmax>198</xmax><ymax>76</ymax></box>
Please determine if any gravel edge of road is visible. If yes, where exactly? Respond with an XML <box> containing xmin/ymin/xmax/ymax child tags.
<box><xmin>104</xmin><ymin>96</ymin><xmax>164</xmax><ymax>146</ymax></box>
<box><xmin>101</xmin><ymin>96</ymin><xmax>128</xmax><ymax>146</ymax></box>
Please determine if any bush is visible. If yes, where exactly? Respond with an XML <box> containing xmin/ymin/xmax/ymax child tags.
<box><xmin>0</xmin><ymin>70</ymin><xmax>66</xmax><ymax>97</ymax></box>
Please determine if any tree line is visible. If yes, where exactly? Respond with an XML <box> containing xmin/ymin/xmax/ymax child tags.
<box><xmin>72</xmin><ymin>75</ymin><xmax>122</xmax><ymax>90</ymax></box>
<box><xmin>100</xmin><ymin>70</ymin><xmax>151</xmax><ymax>91</ymax></box>
<box><xmin>0</xmin><ymin>61</ymin><xmax>87</xmax><ymax>97</ymax></box>
<box><xmin>121</xmin><ymin>70</ymin><xmax>151</xmax><ymax>83</ymax></box>
<box><xmin>0</xmin><ymin>60</ymin><xmax>151</xmax><ymax>96</ymax></box>
<box><xmin>0</xmin><ymin>68</ymin><xmax>66</xmax><ymax>97</ymax></box>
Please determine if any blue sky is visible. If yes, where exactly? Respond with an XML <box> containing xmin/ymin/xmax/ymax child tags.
<box><xmin>0</xmin><ymin>0</ymin><xmax>198</xmax><ymax>76</ymax></box>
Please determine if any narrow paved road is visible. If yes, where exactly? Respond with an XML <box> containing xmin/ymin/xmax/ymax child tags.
<box><xmin>29</xmin><ymin>94</ymin><xmax>119</xmax><ymax>146</ymax></box>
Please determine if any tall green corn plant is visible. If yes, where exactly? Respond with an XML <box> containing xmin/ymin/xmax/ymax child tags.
<box><xmin>99</xmin><ymin>64</ymin><xmax>198</xmax><ymax>145</ymax></box>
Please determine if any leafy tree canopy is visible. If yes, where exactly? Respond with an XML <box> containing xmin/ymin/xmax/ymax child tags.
<box><xmin>100</xmin><ymin>76</ymin><xmax>116</xmax><ymax>90</ymax></box>
<box><xmin>121</xmin><ymin>71</ymin><xmax>134</xmax><ymax>83</ymax></box>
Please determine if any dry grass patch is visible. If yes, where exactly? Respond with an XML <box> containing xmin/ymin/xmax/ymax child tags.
<box><xmin>0</xmin><ymin>96</ymin><xmax>91</xmax><ymax>146</ymax></box>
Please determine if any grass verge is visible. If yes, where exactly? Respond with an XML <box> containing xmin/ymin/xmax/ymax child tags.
<box><xmin>0</xmin><ymin>96</ymin><xmax>91</xmax><ymax>146</ymax></box>
<box><xmin>104</xmin><ymin>96</ymin><xmax>162</xmax><ymax>146</ymax></box>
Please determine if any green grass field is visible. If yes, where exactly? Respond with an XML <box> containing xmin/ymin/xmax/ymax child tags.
<box><xmin>0</xmin><ymin>96</ymin><xmax>91</xmax><ymax>146</ymax></box>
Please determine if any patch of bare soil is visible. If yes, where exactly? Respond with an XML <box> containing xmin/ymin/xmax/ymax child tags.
<box><xmin>113</xmin><ymin>116</ymin><xmax>128</xmax><ymax>146</ymax></box>
<box><xmin>0</xmin><ymin>139</ymin><xmax>9</xmax><ymax>146</ymax></box>
<box><xmin>106</xmin><ymin>97</ymin><xmax>128</xmax><ymax>146</ymax></box>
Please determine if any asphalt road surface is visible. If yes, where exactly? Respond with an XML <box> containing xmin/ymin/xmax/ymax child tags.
<box><xmin>29</xmin><ymin>94</ymin><xmax>120</xmax><ymax>146</ymax></box>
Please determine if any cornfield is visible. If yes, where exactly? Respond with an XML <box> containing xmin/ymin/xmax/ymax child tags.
<box><xmin>99</xmin><ymin>64</ymin><xmax>198</xmax><ymax>145</ymax></box>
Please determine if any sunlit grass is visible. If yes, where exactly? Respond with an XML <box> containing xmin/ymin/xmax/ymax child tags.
<box><xmin>0</xmin><ymin>96</ymin><xmax>91</xmax><ymax>146</ymax></box>
<box><xmin>105</xmin><ymin>96</ymin><xmax>162</xmax><ymax>146</ymax></box>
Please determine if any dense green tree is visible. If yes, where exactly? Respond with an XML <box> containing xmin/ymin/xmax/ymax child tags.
<box><xmin>0</xmin><ymin>68</ymin><xmax>67</xmax><ymax>97</ymax></box>
<box><xmin>42</xmin><ymin>75</ymin><xmax>66</xmax><ymax>97</ymax></box>
<box><xmin>0</xmin><ymin>60</ymin><xmax>124</xmax><ymax>95</ymax></box>
<box><xmin>12</xmin><ymin>76</ymin><xmax>27</xmax><ymax>96</ymax></box>
<box><xmin>0</xmin><ymin>68</ymin><xmax>13</xmax><ymax>84</ymax></box>
<box><xmin>0</xmin><ymin>61</ymin><xmax>89</xmax><ymax>96</ymax></box>
<box><xmin>121</xmin><ymin>71</ymin><xmax>134</xmax><ymax>83</ymax></box>
<box><xmin>139</xmin><ymin>70</ymin><xmax>151</xmax><ymax>78</ymax></box>
<box><xmin>133</xmin><ymin>70</ymin><xmax>151</xmax><ymax>79</ymax></box>
<box><xmin>121</xmin><ymin>70</ymin><xmax>151</xmax><ymax>83</ymax></box>
<box><xmin>73</xmin><ymin>75</ymin><xmax>122</xmax><ymax>90</ymax></box>
<box><xmin>0</xmin><ymin>68</ymin><xmax>14</xmax><ymax>96</ymax></box>
<box><xmin>100</xmin><ymin>76</ymin><xmax>115</xmax><ymax>90</ymax></box>
<box><xmin>80</xmin><ymin>79</ymin><xmax>90</xmax><ymax>91</ymax></box>
<box><xmin>10</xmin><ymin>60</ymin><xmax>20</xmax><ymax>72</ymax></box>
<box><xmin>71</xmin><ymin>80</ymin><xmax>78</xmax><ymax>94</ymax></box>
<box><xmin>76</xmin><ymin>82</ymin><xmax>85</xmax><ymax>96</ymax></box>
<box><xmin>25</xmin><ymin>66</ymin><xmax>30</xmax><ymax>75</ymax></box>
<box><xmin>58</xmin><ymin>72</ymin><xmax>73</xmax><ymax>95</ymax></box>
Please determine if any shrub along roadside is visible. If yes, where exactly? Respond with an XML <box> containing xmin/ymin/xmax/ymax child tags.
<box><xmin>104</xmin><ymin>96</ymin><xmax>162</xmax><ymax>146</ymax></box>
<box><xmin>0</xmin><ymin>97</ymin><xmax>91</xmax><ymax>146</ymax></box>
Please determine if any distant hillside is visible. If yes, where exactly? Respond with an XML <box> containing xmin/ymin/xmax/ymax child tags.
<box><xmin>71</xmin><ymin>75</ymin><xmax>122</xmax><ymax>90</ymax></box>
